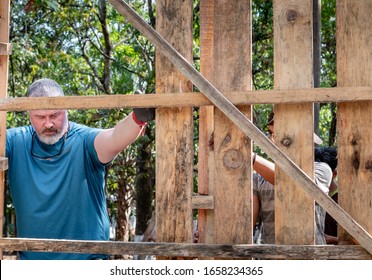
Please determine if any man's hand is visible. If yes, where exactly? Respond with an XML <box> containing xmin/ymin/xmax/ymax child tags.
<box><xmin>132</xmin><ymin>90</ymin><xmax>155</xmax><ymax>123</ymax></box>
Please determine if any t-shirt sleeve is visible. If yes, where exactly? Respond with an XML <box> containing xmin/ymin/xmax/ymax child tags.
<box><xmin>314</xmin><ymin>162</ymin><xmax>332</xmax><ymax>194</ymax></box>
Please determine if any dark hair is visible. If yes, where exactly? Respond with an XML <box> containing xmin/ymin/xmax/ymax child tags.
<box><xmin>314</xmin><ymin>147</ymin><xmax>338</xmax><ymax>171</ymax></box>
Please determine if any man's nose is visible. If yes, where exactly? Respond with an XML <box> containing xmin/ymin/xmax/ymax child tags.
<box><xmin>44</xmin><ymin>118</ymin><xmax>54</xmax><ymax>128</ymax></box>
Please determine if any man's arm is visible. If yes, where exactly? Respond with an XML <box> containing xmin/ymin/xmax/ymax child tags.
<box><xmin>94</xmin><ymin>113</ymin><xmax>144</xmax><ymax>164</ymax></box>
<box><xmin>94</xmin><ymin>90</ymin><xmax>155</xmax><ymax>164</ymax></box>
<box><xmin>253</xmin><ymin>154</ymin><xmax>275</xmax><ymax>185</ymax></box>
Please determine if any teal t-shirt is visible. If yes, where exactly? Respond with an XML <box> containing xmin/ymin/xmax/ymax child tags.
<box><xmin>6</xmin><ymin>122</ymin><xmax>110</xmax><ymax>260</ymax></box>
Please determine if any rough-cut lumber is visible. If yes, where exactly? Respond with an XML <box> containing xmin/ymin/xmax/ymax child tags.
<box><xmin>211</xmin><ymin>0</ymin><xmax>252</xmax><ymax>245</ymax></box>
<box><xmin>0</xmin><ymin>42</ymin><xmax>11</xmax><ymax>55</ymax></box>
<box><xmin>197</xmin><ymin>0</ymin><xmax>215</xmax><ymax>246</ymax></box>
<box><xmin>107</xmin><ymin>0</ymin><xmax>372</xmax><ymax>254</ymax></box>
<box><xmin>0</xmin><ymin>238</ymin><xmax>370</xmax><ymax>260</ymax></box>
<box><xmin>0</xmin><ymin>157</ymin><xmax>8</xmax><ymax>171</ymax></box>
<box><xmin>274</xmin><ymin>0</ymin><xmax>314</xmax><ymax>244</ymax></box>
<box><xmin>154</xmin><ymin>0</ymin><xmax>194</xmax><ymax>245</ymax></box>
<box><xmin>337</xmin><ymin>0</ymin><xmax>372</xmax><ymax>244</ymax></box>
<box><xmin>191</xmin><ymin>195</ymin><xmax>214</xmax><ymax>210</ymax></box>
<box><xmin>1</xmin><ymin>87</ymin><xmax>372</xmax><ymax>111</ymax></box>
<box><xmin>0</xmin><ymin>0</ymin><xmax>10</xmax><ymax>261</ymax></box>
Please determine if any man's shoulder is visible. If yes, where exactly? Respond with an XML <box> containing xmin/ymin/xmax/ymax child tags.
<box><xmin>67</xmin><ymin>122</ymin><xmax>102</xmax><ymax>144</ymax></box>
<box><xmin>7</xmin><ymin>125</ymin><xmax>33</xmax><ymax>139</ymax></box>
<box><xmin>69</xmin><ymin>122</ymin><xmax>101</xmax><ymax>135</ymax></box>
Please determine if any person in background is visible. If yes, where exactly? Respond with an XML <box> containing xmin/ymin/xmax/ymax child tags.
<box><xmin>252</xmin><ymin>110</ymin><xmax>337</xmax><ymax>245</ymax></box>
<box><xmin>6</xmin><ymin>78</ymin><xmax>155</xmax><ymax>260</ymax></box>
<box><xmin>314</xmin><ymin>146</ymin><xmax>338</xmax><ymax>245</ymax></box>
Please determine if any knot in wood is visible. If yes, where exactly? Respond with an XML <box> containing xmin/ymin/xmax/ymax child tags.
<box><xmin>351</xmin><ymin>151</ymin><xmax>360</xmax><ymax>171</ymax></box>
<box><xmin>223</xmin><ymin>149</ymin><xmax>243</xmax><ymax>169</ymax></box>
<box><xmin>287</xmin><ymin>9</ymin><xmax>299</xmax><ymax>22</ymax></box>
<box><xmin>365</xmin><ymin>159</ymin><xmax>372</xmax><ymax>171</ymax></box>
<box><xmin>281</xmin><ymin>137</ymin><xmax>292</xmax><ymax>147</ymax></box>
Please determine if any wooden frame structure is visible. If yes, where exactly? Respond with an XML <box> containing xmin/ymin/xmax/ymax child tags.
<box><xmin>0</xmin><ymin>0</ymin><xmax>371</xmax><ymax>260</ymax></box>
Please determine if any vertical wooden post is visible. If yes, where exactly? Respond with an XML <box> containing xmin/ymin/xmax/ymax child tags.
<box><xmin>155</xmin><ymin>0</ymin><xmax>194</xmax><ymax>247</ymax></box>
<box><xmin>0</xmin><ymin>0</ymin><xmax>10</xmax><ymax>260</ymax></box>
<box><xmin>274</xmin><ymin>0</ymin><xmax>315</xmax><ymax>245</ymax></box>
<box><xmin>198</xmin><ymin>0</ymin><xmax>215</xmax><ymax>244</ymax></box>
<box><xmin>337</xmin><ymin>0</ymin><xmax>372</xmax><ymax>244</ymax></box>
<box><xmin>211</xmin><ymin>0</ymin><xmax>252</xmax><ymax>245</ymax></box>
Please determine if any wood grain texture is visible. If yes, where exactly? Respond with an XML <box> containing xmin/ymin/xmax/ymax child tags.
<box><xmin>211</xmin><ymin>0</ymin><xmax>252</xmax><ymax>245</ymax></box>
<box><xmin>1</xmin><ymin>87</ymin><xmax>372</xmax><ymax>111</ymax></box>
<box><xmin>155</xmin><ymin>0</ymin><xmax>194</xmax><ymax>245</ymax></box>
<box><xmin>273</xmin><ymin>0</ymin><xmax>314</xmax><ymax>245</ymax></box>
<box><xmin>198</xmin><ymin>0</ymin><xmax>216</xmax><ymax>245</ymax></box>
<box><xmin>0</xmin><ymin>42</ymin><xmax>11</xmax><ymax>55</ymax></box>
<box><xmin>0</xmin><ymin>238</ymin><xmax>370</xmax><ymax>259</ymax></box>
<box><xmin>336</xmin><ymin>0</ymin><xmax>372</xmax><ymax>244</ymax></box>
<box><xmin>0</xmin><ymin>0</ymin><xmax>10</xmax><ymax>260</ymax></box>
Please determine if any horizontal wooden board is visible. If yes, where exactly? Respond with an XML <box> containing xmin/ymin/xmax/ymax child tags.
<box><xmin>1</xmin><ymin>87</ymin><xmax>372</xmax><ymax>111</ymax></box>
<box><xmin>0</xmin><ymin>238</ymin><xmax>370</xmax><ymax>259</ymax></box>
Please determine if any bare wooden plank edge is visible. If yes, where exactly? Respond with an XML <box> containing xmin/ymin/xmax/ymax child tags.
<box><xmin>0</xmin><ymin>42</ymin><xmax>12</xmax><ymax>55</ymax></box>
<box><xmin>0</xmin><ymin>87</ymin><xmax>372</xmax><ymax>111</ymax></box>
<box><xmin>191</xmin><ymin>195</ymin><xmax>214</xmax><ymax>209</ymax></box>
<box><xmin>0</xmin><ymin>157</ymin><xmax>8</xmax><ymax>171</ymax></box>
<box><xmin>108</xmin><ymin>0</ymin><xmax>372</xmax><ymax>255</ymax></box>
<box><xmin>0</xmin><ymin>238</ymin><xmax>370</xmax><ymax>259</ymax></box>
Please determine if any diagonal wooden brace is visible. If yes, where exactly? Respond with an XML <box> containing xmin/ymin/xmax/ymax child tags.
<box><xmin>108</xmin><ymin>0</ymin><xmax>372</xmax><ymax>255</ymax></box>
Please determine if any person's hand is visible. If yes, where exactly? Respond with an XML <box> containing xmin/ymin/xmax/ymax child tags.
<box><xmin>132</xmin><ymin>90</ymin><xmax>155</xmax><ymax>124</ymax></box>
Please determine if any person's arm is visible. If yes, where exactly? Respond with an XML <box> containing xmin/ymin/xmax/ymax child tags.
<box><xmin>253</xmin><ymin>153</ymin><xmax>275</xmax><ymax>185</ymax></box>
<box><xmin>94</xmin><ymin>113</ymin><xmax>145</xmax><ymax>164</ymax></box>
<box><xmin>94</xmin><ymin>91</ymin><xmax>155</xmax><ymax>164</ymax></box>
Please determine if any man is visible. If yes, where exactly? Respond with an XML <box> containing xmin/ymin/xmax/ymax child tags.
<box><xmin>252</xmin><ymin>110</ymin><xmax>337</xmax><ymax>244</ymax></box>
<box><xmin>6</xmin><ymin>78</ymin><xmax>155</xmax><ymax>259</ymax></box>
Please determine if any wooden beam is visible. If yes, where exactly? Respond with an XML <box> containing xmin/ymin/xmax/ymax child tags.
<box><xmin>107</xmin><ymin>0</ymin><xmax>372</xmax><ymax>254</ymax></box>
<box><xmin>274</xmin><ymin>0</ymin><xmax>314</xmax><ymax>245</ymax></box>
<box><xmin>0</xmin><ymin>238</ymin><xmax>370</xmax><ymax>259</ymax></box>
<box><xmin>0</xmin><ymin>0</ymin><xmax>10</xmax><ymax>261</ymax></box>
<box><xmin>1</xmin><ymin>87</ymin><xmax>372</xmax><ymax>111</ymax></box>
<box><xmin>337</xmin><ymin>0</ymin><xmax>372</xmax><ymax>244</ymax></box>
<box><xmin>191</xmin><ymin>195</ymin><xmax>214</xmax><ymax>210</ymax></box>
<box><xmin>0</xmin><ymin>42</ymin><xmax>11</xmax><ymax>55</ymax></box>
<box><xmin>212</xmin><ymin>0</ymin><xmax>252</xmax><ymax>245</ymax></box>
<box><xmin>197</xmin><ymin>0</ymin><xmax>216</xmax><ymax>245</ymax></box>
<box><xmin>155</xmin><ymin>0</ymin><xmax>194</xmax><ymax>247</ymax></box>
<box><xmin>0</xmin><ymin>157</ymin><xmax>8</xmax><ymax>171</ymax></box>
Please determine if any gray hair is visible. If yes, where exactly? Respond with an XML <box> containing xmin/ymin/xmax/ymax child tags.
<box><xmin>27</xmin><ymin>78</ymin><xmax>65</xmax><ymax>97</ymax></box>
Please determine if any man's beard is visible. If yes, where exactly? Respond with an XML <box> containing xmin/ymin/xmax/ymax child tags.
<box><xmin>38</xmin><ymin>121</ymin><xmax>68</xmax><ymax>145</ymax></box>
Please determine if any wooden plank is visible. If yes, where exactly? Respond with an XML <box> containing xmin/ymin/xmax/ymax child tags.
<box><xmin>197</xmin><ymin>0</ymin><xmax>216</xmax><ymax>245</ymax></box>
<box><xmin>274</xmin><ymin>0</ymin><xmax>314</xmax><ymax>245</ymax></box>
<box><xmin>1</xmin><ymin>87</ymin><xmax>372</xmax><ymax>111</ymax></box>
<box><xmin>0</xmin><ymin>42</ymin><xmax>11</xmax><ymax>55</ymax></box>
<box><xmin>0</xmin><ymin>157</ymin><xmax>7</xmax><ymax>171</ymax></box>
<box><xmin>0</xmin><ymin>0</ymin><xmax>10</xmax><ymax>260</ymax></box>
<box><xmin>336</xmin><ymin>0</ymin><xmax>372</xmax><ymax>244</ymax></box>
<box><xmin>108</xmin><ymin>0</ymin><xmax>372</xmax><ymax>254</ymax></box>
<box><xmin>0</xmin><ymin>238</ymin><xmax>370</xmax><ymax>260</ymax></box>
<box><xmin>191</xmin><ymin>195</ymin><xmax>214</xmax><ymax>210</ymax></box>
<box><xmin>212</xmin><ymin>0</ymin><xmax>252</xmax><ymax>245</ymax></box>
<box><xmin>154</xmin><ymin>0</ymin><xmax>194</xmax><ymax>246</ymax></box>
